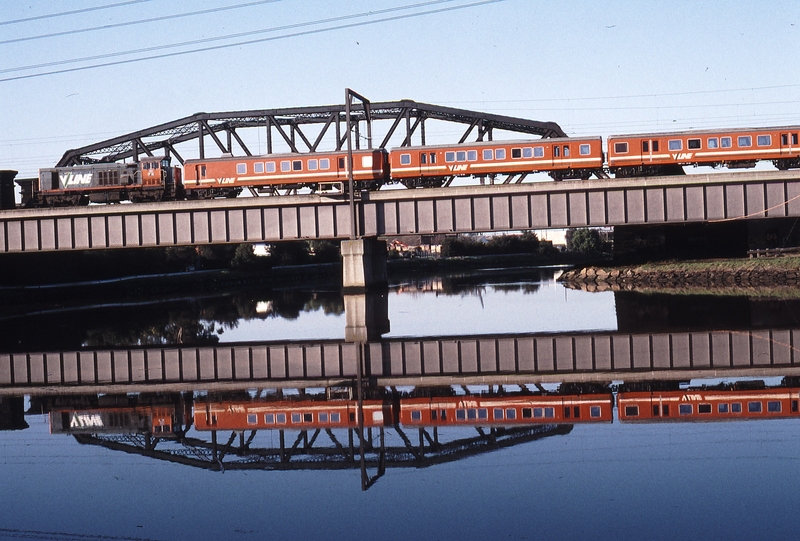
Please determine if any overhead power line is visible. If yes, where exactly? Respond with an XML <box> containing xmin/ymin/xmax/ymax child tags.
<box><xmin>0</xmin><ymin>0</ymin><xmax>152</xmax><ymax>26</ymax></box>
<box><xmin>0</xmin><ymin>0</ymin><xmax>283</xmax><ymax>45</ymax></box>
<box><xmin>0</xmin><ymin>0</ymin><xmax>507</xmax><ymax>83</ymax></box>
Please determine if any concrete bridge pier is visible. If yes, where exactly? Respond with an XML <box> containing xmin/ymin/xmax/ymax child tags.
<box><xmin>341</xmin><ymin>238</ymin><xmax>388</xmax><ymax>292</ymax></box>
<box><xmin>344</xmin><ymin>291</ymin><xmax>390</xmax><ymax>342</ymax></box>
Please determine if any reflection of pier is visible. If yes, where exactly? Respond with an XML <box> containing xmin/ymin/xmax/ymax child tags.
<box><xmin>3</xmin><ymin>328</ymin><xmax>800</xmax><ymax>392</ymax></box>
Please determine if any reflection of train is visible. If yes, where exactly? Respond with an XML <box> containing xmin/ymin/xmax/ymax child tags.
<box><xmin>618</xmin><ymin>381</ymin><xmax>800</xmax><ymax>422</ymax></box>
<box><xmin>18</xmin><ymin>125</ymin><xmax>800</xmax><ymax>206</ymax></box>
<box><xmin>49</xmin><ymin>396</ymin><xmax>191</xmax><ymax>437</ymax></box>
<box><xmin>193</xmin><ymin>391</ymin><xmax>614</xmax><ymax>431</ymax></box>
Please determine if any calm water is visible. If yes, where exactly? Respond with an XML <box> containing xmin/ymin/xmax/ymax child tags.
<box><xmin>2</xmin><ymin>267</ymin><xmax>800</xmax><ymax>541</ymax></box>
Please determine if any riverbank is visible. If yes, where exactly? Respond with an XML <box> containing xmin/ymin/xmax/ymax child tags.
<box><xmin>559</xmin><ymin>256</ymin><xmax>800</xmax><ymax>295</ymax></box>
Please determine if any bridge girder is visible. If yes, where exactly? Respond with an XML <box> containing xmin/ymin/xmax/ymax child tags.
<box><xmin>56</xmin><ymin>100</ymin><xmax>566</xmax><ymax>167</ymax></box>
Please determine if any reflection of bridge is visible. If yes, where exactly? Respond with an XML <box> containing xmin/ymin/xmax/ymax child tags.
<box><xmin>4</xmin><ymin>327</ymin><xmax>799</xmax><ymax>392</ymax></box>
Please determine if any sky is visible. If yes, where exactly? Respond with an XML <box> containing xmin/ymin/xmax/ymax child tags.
<box><xmin>1</xmin><ymin>0</ymin><xmax>800</xmax><ymax>179</ymax></box>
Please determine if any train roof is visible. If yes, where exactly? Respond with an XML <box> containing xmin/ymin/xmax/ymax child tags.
<box><xmin>184</xmin><ymin>148</ymin><xmax>384</xmax><ymax>163</ymax></box>
<box><xmin>608</xmin><ymin>125</ymin><xmax>800</xmax><ymax>139</ymax></box>
<box><xmin>389</xmin><ymin>135</ymin><xmax>602</xmax><ymax>152</ymax></box>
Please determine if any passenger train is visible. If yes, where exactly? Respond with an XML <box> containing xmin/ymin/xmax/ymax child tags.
<box><xmin>18</xmin><ymin>125</ymin><xmax>800</xmax><ymax>207</ymax></box>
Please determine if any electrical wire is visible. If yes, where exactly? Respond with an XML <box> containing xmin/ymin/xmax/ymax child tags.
<box><xmin>0</xmin><ymin>0</ymin><xmax>152</xmax><ymax>26</ymax></box>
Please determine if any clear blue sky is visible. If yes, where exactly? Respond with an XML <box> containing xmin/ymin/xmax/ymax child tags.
<box><xmin>1</xmin><ymin>0</ymin><xmax>799</xmax><ymax>177</ymax></box>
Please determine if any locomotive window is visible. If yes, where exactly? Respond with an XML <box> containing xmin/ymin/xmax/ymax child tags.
<box><xmin>579</xmin><ymin>144</ymin><xmax>591</xmax><ymax>155</ymax></box>
<box><xmin>522</xmin><ymin>147</ymin><xmax>533</xmax><ymax>158</ymax></box>
<box><xmin>247</xmin><ymin>414</ymin><xmax>257</xmax><ymax>424</ymax></box>
<box><xmin>553</xmin><ymin>146</ymin><xmax>560</xmax><ymax>158</ymax></box>
<box><xmin>511</xmin><ymin>148</ymin><xmax>522</xmax><ymax>159</ymax></box>
<box><xmin>757</xmin><ymin>135</ymin><xmax>772</xmax><ymax>146</ymax></box>
<box><xmin>642</xmin><ymin>141</ymin><xmax>649</xmax><ymax>152</ymax></box>
<box><xmin>590</xmin><ymin>406</ymin><xmax>601</xmax><ymax>418</ymax></box>
<box><xmin>738</xmin><ymin>135</ymin><xmax>752</xmax><ymax>147</ymax></box>
<box><xmin>544</xmin><ymin>407</ymin><xmax>554</xmax><ymax>418</ymax></box>
<box><xmin>708</xmin><ymin>138</ymin><xmax>719</xmax><ymax>149</ymax></box>
<box><xmin>483</xmin><ymin>149</ymin><xmax>493</xmax><ymax>160</ymax></box>
<box><xmin>624</xmin><ymin>405</ymin><xmax>639</xmax><ymax>417</ymax></box>
<box><xmin>688</xmin><ymin>139</ymin><xmax>701</xmax><ymax>149</ymax></box>
<box><xmin>731</xmin><ymin>403</ymin><xmax>742</xmax><ymax>413</ymax></box>
<box><xmin>308</xmin><ymin>159</ymin><xmax>318</xmax><ymax>171</ymax></box>
<box><xmin>533</xmin><ymin>407</ymin><xmax>543</xmax><ymax>418</ymax></box>
<box><xmin>467</xmin><ymin>150</ymin><xmax>478</xmax><ymax>161</ymax></box>
<box><xmin>319</xmin><ymin>412</ymin><xmax>328</xmax><ymax>422</ymax></box>
<box><xmin>493</xmin><ymin>408</ymin><xmax>504</xmax><ymax>419</ymax></box>
<box><xmin>679</xmin><ymin>404</ymin><xmax>692</xmax><ymax>415</ymax></box>
<box><xmin>478</xmin><ymin>408</ymin><xmax>488</xmax><ymax>419</ymax></box>
<box><xmin>445</xmin><ymin>151</ymin><xmax>456</xmax><ymax>162</ymax></box>
<box><xmin>495</xmin><ymin>148</ymin><xmax>506</xmax><ymax>160</ymax></box>
<box><xmin>291</xmin><ymin>413</ymin><xmax>301</xmax><ymax>423</ymax></box>
<box><xmin>265</xmin><ymin>413</ymin><xmax>275</xmax><ymax>424</ymax></box>
<box><xmin>668</xmin><ymin>139</ymin><xmax>682</xmax><ymax>151</ymax></box>
<box><xmin>534</xmin><ymin>146</ymin><xmax>545</xmax><ymax>158</ymax></box>
<box><xmin>237</xmin><ymin>163</ymin><xmax>247</xmax><ymax>175</ymax></box>
<box><xmin>506</xmin><ymin>408</ymin><xmax>516</xmax><ymax>420</ymax></box>
<box><xmin>522</xmin><ymin>408</ymin><xmax>532</xmax><ymax>419</ymax></box>
<box><xmin>281</xmin><ymin>161</ymin><xmax>291</xmax><ymax>172</ymax></box>
<box><xmin>266</xmin><ymin>162</ymin><xmax>276</xmax><ymax>172</ymax></box>
<box><xmin>456</xmin><ymin>151</ymin><xmax>467</xmax><ymax>161</ymax></box>
<box><xmin>563</xmin><ymin>145</ymin><xmax>570</xmax><ymax>157</ymax></box>
<box><xmin>721</xmin><ymin>137</ymin><xmax>732</xmax><ymax>148</ymax></box>
<box><xmin>467</xmin><ymin>409</ymin><xmax>477</xmax><ymax>420</ymax></box>
<box><xmin>411</xmin><ymin>410</ymin><xmax>421</xmax><ymax>421</ymax></box>
<box><xmin>718</xmin><ymin>403</ymin><xmax>728</xmax><ymax>413</ymax></box>
<box><xmin>277</xmin><ymin>413</ymin><xmax>286</xmax><ymax>423</ymax></box>
<box><xmin>698</xmin><ymin>404</ymin><xmax>712</xmax><ymax>414</ymax></box>
<box><xmin>768</xmin><ymin>401</ymin><xmax>781</xmax><ymax>413</ymax></box>
<box><xmin>614</xmin><ymin>142</ymin><xmax>628</xmax><ymax>154</ymax></box>
<box><xmin>330</xmin><ymin>412</ymin><xmax>340</xmax><ymax>422</ymax></box>
<box><xmin>254</xmin><ymin>162</ymin><xmax>265</xmax><ymax>174</ymax></box>
<box><xmin>748</xmin><ymin>401</ymin><xmax>762</xmax><ymax>413</ymax></box>
<box><xmin>292</xmin><ymin>160</ymin><xmax>302</xmax><ymax>171</ymax></box>
<box><xmin>400</xmin><ymin>153</ymin><xmax>412</xmax><ymax>165</ymax></box>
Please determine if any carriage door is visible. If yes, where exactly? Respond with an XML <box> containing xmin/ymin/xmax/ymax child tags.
<box><xmin>780</xmin><ymin>132</ymin><xmax>798</xmax><ymax>156</ymax></box>
<box><xmin>420</xmin><ymin>151</ymin><xmax>437</xmax><ymax>177</ymax></box>
<box><xmin>642</xmin><ymin>139</ymin><xmax>659</xmax><ymax>163</ymax></box>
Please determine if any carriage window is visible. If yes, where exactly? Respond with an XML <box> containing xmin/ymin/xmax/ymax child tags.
<box><xmin>266</xmin><ymin>162</ymin><xmax>276</xmax><ymax>172</ymax></box>
<box><xmin>291</xmin><ymin>413</ymin><xmax>301</xmax><ymax>423</ymax></box>
<box><xmin>721</xmin><ymin>137</ymin><xmax>732</xmax><ymax>148</ymax></box>
<box><xmin>281</xmin><ymin>161</ymin><xmax>291</xmax><ymax>172</ymax></box>
<box><xmin>338</xmin><ymin>157</ymin><xmax>345</xmax><ymax>169</ymax></box>
<box><xmin>522</xmin><ymin>147</ymin><xmax>533</xmax><ymax>158</ymax></box>
<box><xmin>748</xmin><ymin>401</ymin><xmax>762</xmax><ymax>413</ymax></box>
<box><xmin>265</xmin><ymin>413</ymin><xmax>275</xmax><ymax>424</ymax></box>
<box><xmin>731</xmin><ymin>403</ymin><xmax>742</xmax><ymax>413</ymax></box>
<box><xmin>420</xmin><ymin>153</ymin><xmax>427</xmax><ymax>165</ymax></box>
<box><xmin>276</xmin><ymin>413</ymin><xmax>286</xmax><ymax>423</ymax></box>
<box><xmin>544</xmin><ymin>407</ymin><xmax>555</xmax><ymax>418</ymax></box>
<box><xmin>533</xmin><ymin>407</ymin><xmax>543</xmax><ymax>418</ymax></box>
<box><xmin>429</xmin><ymin>153</ymin><xmax>436</xmax><ymax>164</ymax></box>
<box><xmin>708</xmin><ymin>138</ymin><xmax>719</xmax><ymax>149</ymax></box>
<box><xmin>330</xmin><ymin>412</ymin><xmax>340</xmax><ymax>422</ymax></box>
<box><xmin>456</xmin><ymin>409</ymin><xmax>466</xmax><ymax>421</ymax></box>
<box><xmin>668</xmin><ymin>140</ymin><xmax>683</xmax><ymax>151</ymax></box>
<box><xmin>400</xmin><ymin>153</ymin><xmax>411</xmax><ymax>165</ymax></box>
<box><xmin>478</xmin><ymin>408</ymin><xmax>488</xmax><ymax>419</ymax></box>
<box><xmin>362</xmin><ymin>155</ymin><xmax>373</xmax><ymax>167</ymax></box>
<box><xmin>320</xmin><ymin>158</ymin><xmax>330</xmax><ymax>170</ymax></box>
<box><xmin>688</xmin><ymin>139</ymin><xmax>701</xmax><ymax>149</ymax></box>
<box><xmin>247</xmin><ymin>414</ymin><xmax>257</xmax><ymax>424</ymax></box>
<box><xmin>590</xmin><ymin>406</ymin><xmax>601</xmax><ymax>418</ymax></box>
<box><xmin>579</xmin><ymin>144</ymin><xmax>591</xmax><ymax>155</ymax></box>
<box><xmin>308</xmin><ymin>159</ymin><xmax>318</xmax><ymax>171</ymax></box>
<box><xmin>411</xmin><ymin>410</ymin><xmax>422</xmax><ymax>421</ymax></box>
<box><xmin>237</xmin><ymin>163</ymin><xmax>247</xmax><ymax>175</ymax></box>
<box><xmin>495</xmin><ymin>148</ymin><xmax>506</xmax><ymax>159</ymax></box>
<box><xmin>794</xmin><ymin>134</ymin><xmax>799</xmax><ymax>145</ymax></box>
<box><xmin>319</xmin><ymin>412</ymin><xmax>328</xmax><ymax>422</ymax></box>
<box><xmin>506</xmin><ymin>409</ymin><xmax>516</xmax><ymax>420</ymax></box>
<box><xmin>456</xmin><ymin>151</ymin><xmax>467</xmax><ymax>161</ymax></box>
<box><xmin>467</xmin><ymin>150</ymin><xmax>478</xmax><ymax>161</ymax></box>
<box><xmin>565</xmin><ymin>407</ymin><xmax>571</xmax><ymax>419</ymax></box>
<box><xmin>768</xmin><ymin>401</ymin><xmax>781</xmax><ymax>413</ymax></box>
<box><xmin>563</xmin><ymin>145</ymin><xmax>570</xmax><ymax>157</ymax></box>
<box><xmin>624</xmin><ymin>406</ymin><xmax>639</xmax><ymax>417</ymax></box>
<box><xmin>642</xmin><ymin>141</ymin><xmax>649</xmax><ymax>152</ymax></box>
<box><xmin>292</xmin><ymin>160</ymin><xmax>302</xmax><ymax>171</ymax></box>
<box><xmin>757</xmin><ymin>135</ymin><xmax>772</xmax><ymax>146</ymax></box>
<box><xmin>662</xmin><ymin>405</ymin><xmax>669</xmax><ymax>416</ymax></box>
<box><xmin>679</xmin><ymin>404</ymin><xmax>692</xmax><ymax>415</ymax></box>
<box><xmin>614</xmin><ymin>142</ymin><xmax>628</xmax><ymax>153</ymax></box>
<box><xmin>467</xmin><ymin>409</ymin><xmax>477</xmax><ymax>420</ymax></box>
<box><xmin>522</xmin><ymin>408</ymin><xmax>532</xmax><ymax>418</ymax></box>
<box><xmin>445</xmin><ymin>151</ymin><xmax>456</xmax><ymax>162</ymax></box>
<box><xmin>698</xmin><ymin>404</ymin><xmax>712</xmax><ymax>414</ymax></box>
<box><xmin>254</xmin><ymin>162</ymin><xmax>265</xmax><ymax>174</ymax></box>
<box><xmin>483</xmin><ymin>149</ymin><xmax>493</xmax><ymax>160</ymax></box>
<box><xmin>782</xmin><ymin>134</ymin><xmax>788</xmax><ymax>145</ymax></box>
<box><xmin>493</xmin><ymin>408</ymin><xmax>504</xmax><ymax>419</ymax></box>
<box><xmin>533</xmin><ymin>146</ymin><xmax>544</xmax><ymax>158</ymax></box>
<box><xmin>738</xmin><ymin>135</ymin><xmax>752</xmax><ymax>147</ymax></box>
<box><xmin>511</xmin><ymin>148</ymin><xmax>522</xmax><ymax>159</ymax></box>
<box><xmin>554</xmin><ymin>146</ymin><xmax>560</xmax><ymax>157</ymax></box>
<box><xmin>718</xmin><ymin>403</ymin><xmax>729</xmax><ymax>413</ymax></box>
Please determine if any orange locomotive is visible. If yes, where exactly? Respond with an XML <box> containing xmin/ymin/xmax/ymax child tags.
<box><xmin>608</xmin><ymin>126</ymin><xmax>800</xmax><ymax>177</ymax></box>
<box><xmin>618</xmin><ymin>385</ymin><xmax>800</xmax><ymax>423</ymax></box>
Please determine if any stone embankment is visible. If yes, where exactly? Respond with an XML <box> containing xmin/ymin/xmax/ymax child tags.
<box><xmin>559</xmin><ymin>263</ymin><xmax>800</xmax><ymax>293</ymax></box>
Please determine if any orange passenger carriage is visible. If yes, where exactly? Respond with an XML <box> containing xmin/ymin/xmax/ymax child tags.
<box><xmin>182</xmin><ymin>148</ymin><xmax>389</xmax><ymax>198</ymax></box>
<box><xmin>388</xmin><ymin>137</ymin><xmax>604</xmax><ymax>187</ymax></box>
<box><xmin>618</xmin><ymin>386</ymin><xmax>800</xmax><ymax>422</ymax></box>
<box><xmin>608</xmin><ymin>126</ymin><xmax>800</xmax><ymax>177</ymax></box>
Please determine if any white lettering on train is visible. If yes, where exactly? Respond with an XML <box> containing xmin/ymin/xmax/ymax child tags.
<box><xmin>60</xmin><ymin>172</ymin><xmax>93</xmax><ymax>188</ymax></box>
<box><xmin>70</xmin><ymin>413</ymin><xmax>104</xmax><ymax>428</ymax></box>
